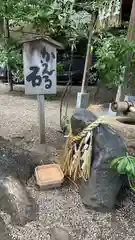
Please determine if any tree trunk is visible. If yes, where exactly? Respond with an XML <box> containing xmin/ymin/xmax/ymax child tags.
<box><xmin>128</xmin><ymin>0</ymin><xmax>135</xmax><ymax>40</ymax></box>
<box><xmin>116</xmin><ymin>0</ymin><xmax>135</xmax><ymax>101</ymax></box>
<box><xmin>4</xmin><ymin>18</ymin><xmax>13</xmax><ymax>91</ymax></box>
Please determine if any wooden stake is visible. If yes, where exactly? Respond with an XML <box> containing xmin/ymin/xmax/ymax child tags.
<box><xmin>37</xmin><ymin>95</ymin><xmax>45</xmax><ymax>144</ymax></box>
<box><xmin>81</xmin><ymin>14</ymin><xmax>96</xmax><ymax>94</ymax></box>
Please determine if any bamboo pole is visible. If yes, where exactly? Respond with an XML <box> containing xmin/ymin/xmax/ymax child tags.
<box><xmin>81</xmin><ymin>14</ymin><xmax>95</xmax><ymax>94</ymax></box>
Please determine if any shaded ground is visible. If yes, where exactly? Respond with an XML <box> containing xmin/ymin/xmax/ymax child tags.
<box><xmin>0</xmin><ymin>83</ymin><xmax>135</xmax><ymax>240</ymax></box>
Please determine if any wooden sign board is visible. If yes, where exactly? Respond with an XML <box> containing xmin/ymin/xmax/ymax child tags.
<box><xmin>23</xmin><ymin>39</ymin><xmax>56</xmax><ymax>95</ymax></box>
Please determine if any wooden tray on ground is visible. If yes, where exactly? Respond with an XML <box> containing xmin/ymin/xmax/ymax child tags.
<box><xmin>35</xmin><ymin>164</ymin><xmax>64</xmax><ymax>189</ymax></box>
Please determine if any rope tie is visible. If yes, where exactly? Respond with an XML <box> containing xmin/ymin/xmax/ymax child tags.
<box><xmin>60</xmin><ymin>116</ymin><xmax>106</xmax><ymax>181</ymax></box>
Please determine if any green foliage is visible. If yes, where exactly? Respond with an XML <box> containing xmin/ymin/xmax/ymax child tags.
<box><xmin>0</xmin><ymin>0</ymin><xmax>93</xmax><ymax>43</ymax></box>
<box><xmin>94</xmin><ymin>32</ymin><xmax>135</xmax><ymax>86</ymax></box>
<box><xmin>110</xmin><ymin>153</ymin><xmax>135</xmax><ymax>191</ymax></box>
<box><xmin>0</xmin><ymin>0</ymin><xmax>127</xmax><ymax>86</ymax></box>
<box><xmin>110</xmin><ymin>153</ymin><xmax>135</xmax><ymax>179</ymax></box>
<box><xmin>57</xmin><ymin>63</ymin><xmax>64</xmax><ymax>73</ymax></box>
<box><xmin>0</xmin><ymin>38</ymin><xmax>22</xmax><ymax>67</ymax></box>
<box><xmin>0</xmin><ymin>0</ymin><xmax>95</xmax><ymax>80</ymax></box>
<box><xmin>90</xmin><ymin>0</ymin><xmax>111</xmax><ymax>11</ymax></box>
<box><xmin>76</xmin><ymin>0</ymin><xmax>108</xmax><ymax>11</ymax></box>
<box><xmin>0</xmin><ymin>35</ymin><xmax>23</xmax><ymax>79</ymax></box>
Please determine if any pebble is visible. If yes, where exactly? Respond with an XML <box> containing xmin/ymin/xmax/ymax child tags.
<box><xmin>50</xmin><ymin>227</ymin><xmax>72</xmax><ymax>240</ymax></box>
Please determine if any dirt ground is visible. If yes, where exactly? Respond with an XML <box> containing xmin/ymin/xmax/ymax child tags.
<box><xmin>0</xmin><ymin>83</ymin><xmax>135</xmax><ymax>240</ymax></box>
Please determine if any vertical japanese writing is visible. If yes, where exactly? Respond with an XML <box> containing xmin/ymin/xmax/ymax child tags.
<box><xmin>25</xmin><ymin>45</ymin><xmax>56</xmax><ymax>90</ymax></box>
<box><xmin>41</xmin><ymin>46</ymin><xmax>55</xmax><ymax>90</ymax></box>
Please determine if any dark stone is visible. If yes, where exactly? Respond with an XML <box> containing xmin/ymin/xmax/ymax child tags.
<box><xmin>71</xmin><ymin>109</ymin><xmax>128</xmax><ymax>212</ymax></box>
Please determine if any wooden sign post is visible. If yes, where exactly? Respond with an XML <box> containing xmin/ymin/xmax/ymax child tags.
<box><xmin>37</xmin><ymin>94</ymin><xmax>45</xmax><ymax>144</ymax></box>
<box><xmin>23</xmin><ymin>38</ymin><xmax>57</xmax><ymax>144</ymax></box>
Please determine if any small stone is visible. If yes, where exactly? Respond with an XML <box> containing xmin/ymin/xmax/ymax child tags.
<box><xmin>50</xmin><ymin>227</ymin><xmax>72</xmax><ymax>240</ymax></box>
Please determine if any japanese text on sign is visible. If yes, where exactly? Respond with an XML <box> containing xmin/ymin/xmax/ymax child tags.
<box><xmin>23</xmin><ymin>40</ymin><xmax>56</xmax><ymax>95</ymax></box>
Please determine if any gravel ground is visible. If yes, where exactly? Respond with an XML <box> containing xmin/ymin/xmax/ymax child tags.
<box><xmin>0</xmin><ymin>83</ymin><xmax>135</xmax><ymax>240</ymax></box>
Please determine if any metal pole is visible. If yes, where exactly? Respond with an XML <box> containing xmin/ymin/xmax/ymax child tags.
<box><xmin>37</xmin><ymin>94</ymin><xmax>45</xmax><ymax>144</ymax></box>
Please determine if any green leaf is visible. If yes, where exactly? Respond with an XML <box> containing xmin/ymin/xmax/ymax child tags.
<box><xmin>117</xmin><ymin>159</ymin><xmax>128</xmax><ymax>175</ymax></box>
<box><xmin>110</xmin><ymin>157</ymin><xmax>124</xmax><ymax>169</ymax></box>
<box><xmin>129</xmin><ymin>160</ymin><xmax>135</xmax><ymax>177</ymax></box>
<box><xmin>126</xmin><ymin>162</ymin><xmax>132</xmax><ymax>173</ymax></box>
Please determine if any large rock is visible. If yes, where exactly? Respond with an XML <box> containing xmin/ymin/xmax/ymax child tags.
<box><xmin>0</xmin><ymin>136</ymin><xmax>40</xmax><ymax>238</ymax></box>
<box><xmin>0</xmin><ymin>174</ymin><xmax>37</xmax><ymax>226</ymax></box>
<box><xmin>71</xmin><ymin>109</ymin><xmax>128</xmax><ymax>212</ymax></box>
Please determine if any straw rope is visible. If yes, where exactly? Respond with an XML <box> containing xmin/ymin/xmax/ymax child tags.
<box><xmin>60</xmin><ymin>113</ymin><xmax>135</xmax><ymax>181</ymax></box>
<box><xmin>60</xmin><ymin>116</ymin><xmax>108</xmax><ymax>181</ymax></box>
